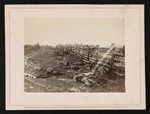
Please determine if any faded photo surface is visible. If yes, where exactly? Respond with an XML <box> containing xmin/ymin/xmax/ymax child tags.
<box><xmin>6</xmin><ymin>5</ymin><xmax>145</xmax><ymax>110</ymax></box>
<box><xmin>24</xmin><ymin>19</ymin><xmax>125</xmax><ymax>92</ymax></box>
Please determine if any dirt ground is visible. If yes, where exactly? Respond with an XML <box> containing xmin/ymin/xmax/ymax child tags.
<box><xmin>24</xmin><ymin>76</ymin><xmax>125</xmax><ymax>92</ymax></box>
<box><xmin>24</xmin><ymin>46</ymin><xmax>125</xmax><ymax>92</ymax></box>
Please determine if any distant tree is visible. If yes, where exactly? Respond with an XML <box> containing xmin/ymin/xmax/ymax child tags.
<box><xmin>34</xmin><ymin>43</ymin><xmax>40</xmax><ymax>49</ymax></box>
<box><xmin>122</xmin><ymin>46</ymin><xmax>125</xmax><ymax>56</ymax></box>
<box><xmin>24</xmin><ymin>44</ymin><xmax>32</xmax><ymax>49</ymax></box>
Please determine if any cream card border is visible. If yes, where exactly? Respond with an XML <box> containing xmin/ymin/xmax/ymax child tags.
<box><xmin>5</xmin><ymin>5</ymin><xmax>145</xmax><ymax>110</ymax></box>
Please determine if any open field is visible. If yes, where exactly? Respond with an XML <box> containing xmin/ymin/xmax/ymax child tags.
<box><xmin>24</xmin><ymin>44</ymin><xmax>125</xmax><ymax>92</ymax></box>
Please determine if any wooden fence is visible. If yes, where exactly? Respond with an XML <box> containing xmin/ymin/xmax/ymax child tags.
<box><xmin>55</xmin><ymin>44</ymin><xmax>125</xmax><ymax>77</ymax></box>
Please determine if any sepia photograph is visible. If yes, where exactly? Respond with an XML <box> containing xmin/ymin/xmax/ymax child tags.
<box><xmin>5</xmin><ymin>5</ymin><xmax>145</xmax><ymax>110</ymax></box>
<box><xmin>24</xmin><ymin>19</ymin><xmax>125</xmax><ymax>92</ymax></box>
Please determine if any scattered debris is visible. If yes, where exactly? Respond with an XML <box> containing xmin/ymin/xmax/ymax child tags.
<box><xmin>57</xmin><ymin>56</ymin><xmax>63</xmax><ymax>60</ymax></box>
<box><xmin>24</xmin><ymin>44</ymin><xmax>125</xmax><ymax>92</ymax></box>
<box><xmin>29</xmin><ymin>86</ymin><xmax>33</xmax><ymax>89</ymax></box>
<box><xmin>46</xmin><ymin>67</ymin><xmax>54</xmax><ymax>74</ymax></box>
<box><xmin>25</xmin><ymin>73</ymin><xmax>36</xmax><ymax>78</ymax></box>
<box><xmin>52</xmin><ymin>69</ymin><xmax>65</xmax><ymax>75</ymax></box>
<box><xmin>69</xmin><ymin>87</ymin><xmax>80</xmax><ymax>92</ymax></box>
<box><xmin>81</xmin><ymin>77</ymin><xmax>91</xmax><ymax>86</ymax></box>
<box><xmin>73</xmin><ymin>72</ymin><xmax>96</xmax><ymax>86</ymax></box>
<box><xmin>58</xmin><ymin>61</ymin><xmax>69</xmax><ymax>66</ymax></box>
<box><xmin>66</xmin><ymin>69</ymin><xmax>78</xmax><ymax>79</ymax></box>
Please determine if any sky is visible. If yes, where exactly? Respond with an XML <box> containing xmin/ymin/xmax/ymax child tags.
<box><xmin>24</xmin><ymin>18</ymin><xmax>124</xmax><ymax>47</ymax></box>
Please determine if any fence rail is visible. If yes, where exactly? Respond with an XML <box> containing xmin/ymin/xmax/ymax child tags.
<box><xmin>55</xmin><ymin>44</ymin><xmax>125</xmax><ymax>77</ymax></box>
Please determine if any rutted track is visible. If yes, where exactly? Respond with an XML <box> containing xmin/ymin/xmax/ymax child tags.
<box><xmin>24</xmin><ymin>48</ymin><xmax>44</xmax><ymax>74</ymax></box>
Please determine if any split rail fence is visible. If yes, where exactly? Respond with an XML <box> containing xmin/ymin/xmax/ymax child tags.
<box><xmin>56</xmin><ymin>44</ymin><xmax>125</xmax><ymax>77</ymax></box>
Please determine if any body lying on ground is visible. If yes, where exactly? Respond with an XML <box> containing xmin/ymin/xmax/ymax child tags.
<box><xmin>73</xmin><ymin>72</ymin><xmax>96</xmax><ymax>86</ymax></box>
